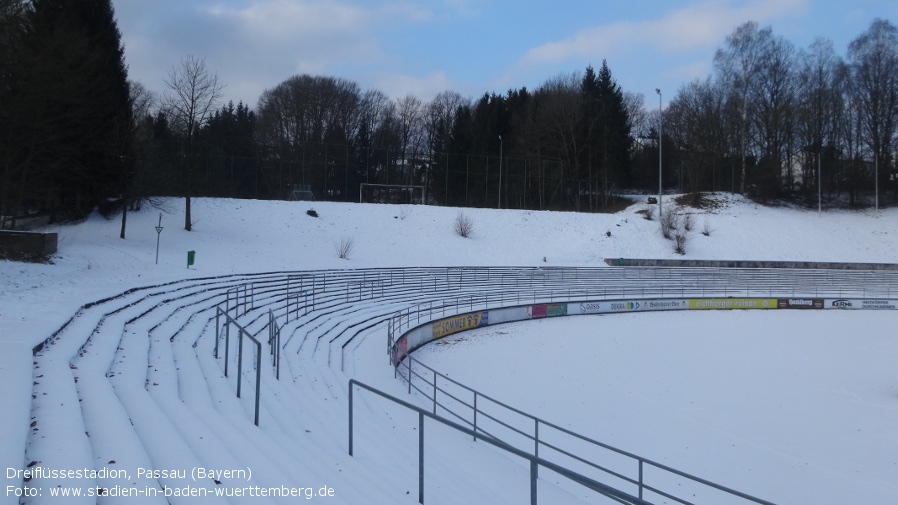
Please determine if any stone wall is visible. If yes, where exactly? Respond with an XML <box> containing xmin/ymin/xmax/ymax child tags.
<box><xmin>0</xmin><ymin>231</ymin><xmax>58</xmax><ymax>260</ymax></box>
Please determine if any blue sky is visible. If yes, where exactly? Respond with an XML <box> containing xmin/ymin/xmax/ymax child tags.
<box><xmin>112</xmin><ymin>0</ymin><xmax>898</xmax><ymax>109</ymax></box>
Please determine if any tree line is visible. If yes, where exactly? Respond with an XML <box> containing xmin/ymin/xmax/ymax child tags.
<box><xmin>2</xmin><ymin>2</ymin><xmax>897</xmax><ymax>235</ymax></box>
<box><xmin>667</xmin><ymin>19</ymin><xmax>898</xmax><ymax>208</ymax></box>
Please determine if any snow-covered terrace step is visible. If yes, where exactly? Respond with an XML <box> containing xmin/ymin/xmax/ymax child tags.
<box><xmin>25</xmin><ymin>277</ymin><xmax>255</xmax><ymax>503</ymax></box>
<box><xmin>24</xmin><ymin>266</ymin><xmax>896</xmax><ymax>505</ymax></box>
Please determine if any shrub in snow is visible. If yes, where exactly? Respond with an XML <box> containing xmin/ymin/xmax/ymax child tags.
<box><xmin>661</xmin><ymin>207</ymin><xmax>679</xmax><ymax>239</ymax></box>
<box><xmin>454</xmin><ymin>212</ymin><xmax>474</xmax><ymax>238</ymax></box>
<box><xmin>640</xmin><ymin>205</ymin><xmax>655</xmax><ymax>221</ymax></box>
<box><xmin>683</xmin><ymin>212</ymin><xmax>694</xmax><ymax>232</ymax></box>
<box><xmin>702</xmin><ymin>220</ymin><xmax>713</xmax><ymax>236</ymax></box>
<box><xmin>673</xmin><ymin>228</ymin><xmax>688</xmax><ymax>255</ymax></box>
<box><xmin>334</xmin><ymin>236</ymin><xmax>354</xmax><ymax>259</ymax></box>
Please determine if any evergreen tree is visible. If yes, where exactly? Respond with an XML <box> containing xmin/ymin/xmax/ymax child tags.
<box><xmin>3</xmin><ymin>0</ymin><xmax>132</xmax><ymax>226</ymax></box>
<box><xmin>582</xmin><ymin>61</ymin><xmax>631</xmax><ymax>206</ymax></box>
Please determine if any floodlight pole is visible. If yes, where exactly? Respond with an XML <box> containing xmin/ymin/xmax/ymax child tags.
<box><xmin>656</xmin><ymin>88</ymin><xmax>663</xmax><ymax>219</ymax></box>
<box><xmin>498</xmin><ymin>135</ymin><xmax>503</xmax><ymax>209</ymax></box>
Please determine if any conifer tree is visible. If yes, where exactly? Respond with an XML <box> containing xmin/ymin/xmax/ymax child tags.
<box><xmin>2</xmin><ymin>0</ymin><xmax>132</xmax><ymax>226</ymax></box>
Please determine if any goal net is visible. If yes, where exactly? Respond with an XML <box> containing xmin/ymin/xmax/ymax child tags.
<box><xmin>359</xmin><ymin>183</ymin><xmax>425</xmax><ymax>204</ymax></box>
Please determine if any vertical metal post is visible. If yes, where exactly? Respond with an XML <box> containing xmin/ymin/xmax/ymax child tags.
<box><xmin>638</xmin><ymin>460</ymin><xmax>644</xmax><ymax>500</ymax></box>
<box><xmin>473</xmin><ymin>393</ymin><xmax>478</xmax><ymax>441</ymax></box>
<box><xmin>254</xmin><ymin>343</ymin><xmax>261</xmax><ymax>426</ymax></box>
<box><xmin>348</xmin><ymin>384</ymin><xmax>354</xmax><ymax>456</ymax></box>
<box><xmin>534</xmin><ymin>419</ymin><xmax>540</xmax><ymax>479</ymax></box>
<box><xmin>408</xmin><ymin>356</ymin><xmax>412</xmax><ymax>394</ymax></box>
<box><xmin>237</xmin><ymin>330</ymin><xmax>244</xmax><ymax>398</ymax></box>
<box><xmin>224</xmin><ymin>322</ymin><xmax>231</xmax><ymax>377</ymax></box>
<box><xmin>432</xmin><ymin>371</ymin><xmax>437</xmax><ymax>415</ymax></box>
<box><xmin>419</xmin><ymin>412</ymin><xmax>424</xmax><ymax>504</ymax></box>
<box><xmin>530</xmin><ymin>459</ymin><xmax>538</xmax><ymax>505</ymax></box>
<box><xmin>214</xmin><ymin>309</ymin><xmax>220</xmax><ymax>359</ymax></box>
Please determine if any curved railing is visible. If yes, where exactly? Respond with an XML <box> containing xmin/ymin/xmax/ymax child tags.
<box><xmin>24</xmin><ymin>265</ymin><xmax>898</xmax><ymax>505</ymax></box>
<box><xmin>384</xmin><ymin>265</ymin><xmax>898</xmax><ymax>504</ymax></box>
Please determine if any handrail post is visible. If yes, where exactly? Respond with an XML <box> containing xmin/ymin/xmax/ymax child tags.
<box><xmin>534</xmin><ymin>419</ymin><xmax>539</xmax><ymax>460</ymax></box>
<box><xmin>254</xmin><ymin>340</ymin><xmax>261</xmax><ymax>426</ymax></box>
<box><xmin>214</xmin><ymin>308</ymin><xmax>220</xmax><ymax>359</ymax></box>
<box><xmin>419</xmin><ymin>412</ymin><xmax>425</xmax><ymax>504</ymax></box>
<box><xmin>348</xmin><ymin>382</ymin><xmax>354</xmax><ymax>456</ymax></box>
<box><xmin>224</xmin><ymin>320</ymin><xmax>231</xmax><ymax>377</ymax></box>
<box><xmin>237</xmin><ymin>327</ymin><xmax>244</xmax><ymax>398</ymax></box>
<box><xmin>531</xmin><ymin>459</ymin><xmax>538</xmax><ymax>505</ymax></box>
<box><xmin>473</xmin><ymin>392</ymin><xmax>478</xmax><ymax>441</ymax></box>
<box><xmin>638</xmin><ymin>460</ymin><xmax>644</xmax><ymax>500</ymax></box>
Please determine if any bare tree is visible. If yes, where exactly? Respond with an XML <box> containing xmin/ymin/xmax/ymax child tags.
<box><xmin>750</xmin><ymin>33</ymin><xmax>798</xmax><ymax>198</ymax></box>
<box><xmin>797</xmin><ymin>38</ymin><xmax>845</xmax><ymax>205</ymax></box>
<box><xmin>848</xmin><ymin>19</ymin><xmax>898</xmax><ymax>209</ymax></box>
<box><xmin>424</xmin><ymin>90</ymin><xmax>468</xmax><ymax>202</ymax></box>
<box><xmin>714</xmin><ymin>21</ymin><xmax>773</xmax><ymax>194</ymax></box>
<box><xmin>667</xmin><ymin>77</ymin><xmax>729</xmax><ymax>198</ymax></box>
<box><xmin>117</xmin><ymin>80</ymin><xmax>157</xmax><ymax>239</ymax></box>
<box><xmin>163</xmin><ymin>55</ymin><xmax>223</xmax><ymax>230</ymax></box>
<box><xmin>395</xmin><ymin>94</ymin><xmax>424</xmax><ymax>187</ymax></box>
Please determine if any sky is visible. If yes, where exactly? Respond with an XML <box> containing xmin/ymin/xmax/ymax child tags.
<box><xmin>2</xmin><ymin>194</ymin><xmax>897</xmax><ymax>504</ymax></box>
<box><xmin>112</xmin><ymin>0</ymin><xmax>898</xmax><ymax>110</ymax></box>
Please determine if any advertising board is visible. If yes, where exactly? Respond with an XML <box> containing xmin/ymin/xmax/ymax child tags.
<box><xmin>391</xmin><ymin>336</ymin><xmax>408</xmax><ymax>366</ymax></box>
<box><xmin>688</xmin><ymin>298</ymin><xmax>776</xmax><ymax>310</ymax></box>
<box><xmin>825</xmin><ymin>299</ymin><xmax>898</xmax><ymax>310</ymax></box>
<box><xmin>431</xmin><ymin>311</ymin><xmax>489</xmax><ymax>339</ymax></box>
<box><xmin>530</xmin><ymin>303</ymin><xmax>568</xmax><ymax>318</ymax></box>
<box><xmin>776</xmin><ymin>298</ymin><xmax>824</xmax><ymax>309</ymax></box>
<box><xmin>573</xmin><ymin>299</ymin><xmax>688</xmax><ymax>315</ymax></box>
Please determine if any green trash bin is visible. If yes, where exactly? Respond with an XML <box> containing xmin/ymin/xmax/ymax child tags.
<box><xmin>187</xmin><ymin>250</ymin><xmax>195</xmax><ymax>268</ymax></box>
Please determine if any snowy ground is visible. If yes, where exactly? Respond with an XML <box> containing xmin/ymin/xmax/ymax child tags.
<box><xmin>1</xmin><ymin>194</ymin><xmax>897</xmax><ymax>504</ymax></box>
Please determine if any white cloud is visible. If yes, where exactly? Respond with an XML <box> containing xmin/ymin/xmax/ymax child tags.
<box><xmin>372</xmin><ymin>70</ymin><xmax>454</xmax><ymax>101</ymax></box>
<box><xmin>208</xmin><ymin>1</ymin><xmax>366</xmax><ymax>41</ymax></box>
<box><xmin>519</xmin><ymin>0</ymin><xmax>810</xmax><ymax>66</ymax></box>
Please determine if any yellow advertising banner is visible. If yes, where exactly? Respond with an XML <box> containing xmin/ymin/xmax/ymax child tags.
<box><xmin>431</xmin><ymin>311</ymin><xmax>488</xmax><ymax>339</ymax></box>
<box><xmin>688</xmin><ymin>298</ymin><xmax>777</xmax><ymax>310</ymax></box>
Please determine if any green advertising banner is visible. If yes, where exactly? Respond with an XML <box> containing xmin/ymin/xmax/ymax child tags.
<box><xmin>688</xmin><ymin>298</ymin><xmax>777</xmax><ymax>310</ymax></box>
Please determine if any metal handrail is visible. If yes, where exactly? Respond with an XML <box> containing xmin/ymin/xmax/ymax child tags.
<box><xmin>349</xmin><ymin>379</ymin><xmax>653</xmax><ymax>505</ymax></box>
<box><xmin>215</xmin><ymin>307</ymin><xmax>262</xmax><ymax>426</ymax></box>
<box><xmin>397</xmin><ymin>351</ymin><xmax>779</xmax><ymax>505</ymax></box>
<box><xmin>198</xmin><ymin>266</ymin><xmax>894</xmax><ymax>501</ymax></box>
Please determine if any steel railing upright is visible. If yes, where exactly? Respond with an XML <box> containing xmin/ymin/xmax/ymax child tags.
<box><xmin>215</xmin><ymin>306</ymin><xmax>263</xmax><ymax>426</ymax></box>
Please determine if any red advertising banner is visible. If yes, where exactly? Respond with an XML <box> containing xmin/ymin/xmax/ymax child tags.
<box><xmin>391</xmin><ymin>336</ymin><xmax>408</xmax><ymax>366</ymax></box>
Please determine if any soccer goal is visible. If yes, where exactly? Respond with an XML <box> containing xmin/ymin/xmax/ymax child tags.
<box><xmin>359</xmin><ymin>183</ymin><xmax>425</xmax><ymax>204</ymax></box>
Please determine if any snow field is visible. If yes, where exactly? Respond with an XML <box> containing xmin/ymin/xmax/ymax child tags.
<box><xmin>5</xmin><ymin>196</ymin><xmax>898</xmax><ymax>505</ymax></box>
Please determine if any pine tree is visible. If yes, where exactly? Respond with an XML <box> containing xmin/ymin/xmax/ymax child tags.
<box><xmin>7</xmin><ymin>0</ymin><xmax>132</xmax><ymax>225</ymax></box>
<box><xmin>582</xmin><ymin>61</ymin><xmax>631</xmax><ymax>206</ymax></box>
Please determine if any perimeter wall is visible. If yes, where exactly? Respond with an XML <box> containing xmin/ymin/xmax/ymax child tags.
<box><xmin>391</xmin><ymin>296</ymin><xmax>897</xmax><ymax>366</ymax></box>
